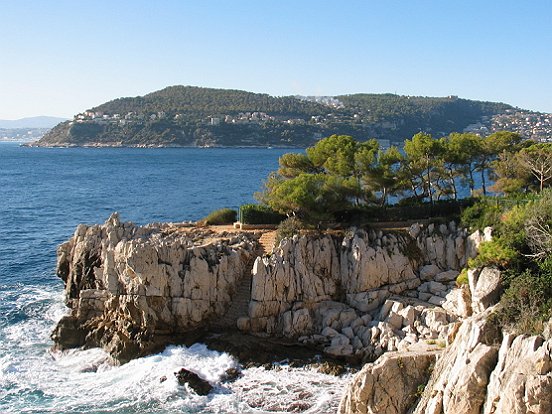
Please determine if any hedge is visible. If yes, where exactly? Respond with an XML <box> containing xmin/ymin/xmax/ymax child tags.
<box><xmin>240</xmin><ymin>204</ymin><xmax>286</xmax><ymax>225</ymax></box>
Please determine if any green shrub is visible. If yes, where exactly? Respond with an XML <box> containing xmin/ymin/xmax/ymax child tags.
<box><xmin>495</xmin><ymin>270</ymin><xmax>552</xmax><ymax>335</ymax></box>
<box><xmin>460</xmin><ymin>198</ymin><xmax>502</xmax><ymax>231</ymax></box>
<box><xmin>456</xmin><ymin>268</ymin><xmax>469</xmax><ymax>286</ymax></box>
<box><xmin>240</xmin><ymin>204</ymin><xmax>285</xmax><ymax>225</ymax></box>
<box><xmin>498</xmin><ymin>204</ymin><xmax>528</xmax><ymax>249</ymax></box>
<box><xmin>468</xmin><ymin>239</ymin><xmax>519</xmax><ymax>269</ymax></box>
<box><xmin>524</xmin><ymin>189</ymin><xmax>552</xmax><ymax>260</ymax></box>
<box><xmin>275</xmin><ymin>216</ymin><xmax>303</xmax><ymax>245</ymax></box>
<box><xmin>200</xmin><ymin>208</ymin><xmax>237</xmax><ymax>225</ymax></box>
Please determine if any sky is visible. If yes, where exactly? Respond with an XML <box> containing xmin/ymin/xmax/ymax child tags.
<box><xmin>0</xmin><ymin>0</ymin><xmax>551</xmax><ymax>119</ymax></box>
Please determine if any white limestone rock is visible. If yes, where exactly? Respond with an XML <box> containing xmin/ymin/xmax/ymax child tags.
<box><xmin>339</xmin><ymin>350</ymin><xmax>440</xmax><ymax>414</ymax></box>
<box><xmin>468</xmin><ymin>267</ymin><xmax>502</xmax><ymax>314</ymax></box>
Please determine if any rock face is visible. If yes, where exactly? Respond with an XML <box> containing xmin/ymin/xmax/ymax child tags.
<box><xmin>468</xmin><ymin>267</ymin><xmax>502</xmax><ymax>314</ymax></box>
<box><xmin>412</xmin><ymin>310</ymin><xmax>501</xmax><ymax>414</ymax></box>
<box><xmin>413</xmin><ymin>310</ymin><xmax>552</xmax><ymax>414</ymax></box>
<box><xmin>339</xmin><ymin>349</ymin><xmax>439</xmax><ymax>414</ymax></box>
<box><xmin>339</xmin><ymin>307</ymin><xmax>552</xmax><ymax>414</ymax></box>
<box><xmin>240</xmin><ymin>223</ymin><xmax>475</xmax><ymax>360</ymax></box>
<box><xmin>52</xmin><ymin>213</ymin><xmax>258</xmax><ymax>361</ymax></box>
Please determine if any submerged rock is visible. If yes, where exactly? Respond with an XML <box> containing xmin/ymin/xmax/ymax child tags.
<box><xmin>174</xmin><ymin>368</ymin><xmax>213</xmax><ymax>395</ymax></box>
<box><xmin>220</xmin><ymin>367</ymin><xmax>242</xmax><ymax>383</ymax></box>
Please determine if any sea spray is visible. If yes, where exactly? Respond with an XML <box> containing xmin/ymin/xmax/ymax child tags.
<box><xmin>0</xmin><ymin>284</ymin><xmax>349</xmax><ymax>413</ymax></box>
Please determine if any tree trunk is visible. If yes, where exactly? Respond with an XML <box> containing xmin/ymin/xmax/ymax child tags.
<box><xmin>448</xmin><ymin>167</ymin><xmax>457</xmax><ymax>200</ymax></box>
<box><xmin>481</xmin><ymin>168</ymin><xmax>487</xmax><ymax>195</ymax></box>
<box><xmin>380</xmin><ymin>186</ymin><xmax>388</xmax><ymax>206</ymax></box>
<box><xmin>426</xmin><ymin>167</ymin><xmax>433</xmax><ymax>204</ymax></box>
<box><xmin>468</xmin><ymin>167</ymin><xmax>475</xmax><ymax>195</ymax></box>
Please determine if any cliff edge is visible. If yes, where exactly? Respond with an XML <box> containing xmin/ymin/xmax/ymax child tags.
<box><xmin>52</xmin><ymin>213</ymin><xmax>259</xmax><ymax>362</ymax></box>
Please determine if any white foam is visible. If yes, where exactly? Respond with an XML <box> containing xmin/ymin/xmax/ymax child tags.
<box><xmin>1</xmin><ymin>284</ymin><xmax>350</xmax><ymax>413</ymax></box>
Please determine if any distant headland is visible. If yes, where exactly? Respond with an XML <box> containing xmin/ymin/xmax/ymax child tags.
<box><xmin>30</xmin><ymin>86</ymin><xmax>551</xmax><ymax>148</ymax></box>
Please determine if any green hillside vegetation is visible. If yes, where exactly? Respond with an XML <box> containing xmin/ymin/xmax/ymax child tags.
<box><xmin>338</xmin><ymin>94</ymin><xmax>510</xmax><ymax>138</ymax></box>
<box><xmin>36</xmin><ymin>86</ymin><xmax>513</xmax><ymax>147</ymax></box>
<box><xmin>94</xmin><ymin>86</ymin><xmax>327</xmax><ymax>118</ymax></box>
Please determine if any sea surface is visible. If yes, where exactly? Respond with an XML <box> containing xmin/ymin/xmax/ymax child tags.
<box><xmin>0</xmin><ymin>142</ymin><xmax>349</xmax><ymax>413</ymax></box>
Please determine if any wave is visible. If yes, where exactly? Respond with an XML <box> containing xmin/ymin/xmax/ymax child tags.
<box><xmin>0</xmin><ymin>284</ymin><xmax>349</xmax><ymax>413</ymax></box>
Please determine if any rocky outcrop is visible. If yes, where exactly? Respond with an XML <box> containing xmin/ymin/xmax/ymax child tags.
<box><xmin>340</xmin><ymin>307</ymin><xmax>552</xmax><ymax>414</ymax></box>
<box><xmin>413</xmin><ymin>310</ymin><xmax>552</xmax><ymax>414</ymax></box>
<box><xmin>240</xmin><ymin>223</ymin><xmax>474</xmax><ymax>360</ymax></box>
<box><xmin>52</xmin><ymin>213</ymin><xmax>258</xmax><ymax>361</ymax></box>
<box><xmin>412</xmin><ymin>310</ymin><xmax>501</xmax><ymax>414</ymax></box>
<box><xmin>339</xmin><ymin>349</ymin><xmax>440</xmax><ymax>414</ymax></box>
<box><xmin>468</xmin><ymin>267</ymin><xmax>502</xmax><ymax>314</ymax></box>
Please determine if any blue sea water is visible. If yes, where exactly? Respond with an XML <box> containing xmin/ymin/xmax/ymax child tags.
<box><xmin>0</xmin><ymin>142</ymin><xmax>348</xmax><ymax>413</ymax></box>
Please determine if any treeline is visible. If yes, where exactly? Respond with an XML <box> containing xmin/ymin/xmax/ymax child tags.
<box><xmin>257</xmin><ymin>132</ymin><xmax>552</xmax><ymax>221</ymax></box>
<box><xmin>338</xmin><ymin>94</ymin><xmax>511</xmax><ymax>137</ymax></box>
<box><xmin>93</xmin><ymin>86</ymin><xmax>327</xmax><ymax>118</ymax></box>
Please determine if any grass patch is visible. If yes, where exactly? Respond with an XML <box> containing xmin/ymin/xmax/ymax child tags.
<box><xmin>199</xmin><ymin>208</ymin><xmax>237</xmax><ymax>225</ymax></box>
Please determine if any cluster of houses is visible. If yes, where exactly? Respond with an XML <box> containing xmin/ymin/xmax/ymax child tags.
<box><xmin>72</xmin><ymin>111</ymin><xmax>170</xmax><ymax>126</ymax></box>
<box><xmin>464</xmin><ymin>109</ymin><xmax>552</xmax><ymax>142</ymax></box>
<box><xmin>209</xmin><ymin>111</ymin><xmax>276</xmax><ymax>125</ymax></box>
<box><xmin>70</xmin><ymin>105</ymin><xmax>551</xmax><ymax>145</ymax></box>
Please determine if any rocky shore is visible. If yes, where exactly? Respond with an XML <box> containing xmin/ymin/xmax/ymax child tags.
<box><xmin>52</xmin><ymin>214</ymin><xmax>552</xmax><ymax>412</ymax></box>
<box><xmin>52</xmin><ymin>213</ymin><xmax>259</xmax><ymax>361</ymax></box>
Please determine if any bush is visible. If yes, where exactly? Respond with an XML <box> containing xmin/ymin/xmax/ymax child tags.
<box><xmin>495</xmin><ymin>270</ymin><xmax>552</xmax><ymax>335</ymax></box>
<box><xmin>468</xmin><ymin>239</ymin><xmax>519</xmax><ymax>269</ymax></box>
<box><xmin>240</xmin><ymin>204</ymin><xmax>285</xmax><ymax>225</ymax></box>
<box><xmin>275</xmin><ymin>216</ymin><xmax>303</xmax><ymax>245</ymax></box>
<box><xmin>524</xmin><ymin>189</ymin><xmax>552</xmax><ymax>260</ymax></box>
<box><xmin>456</xmin><ymin>268</ymin><xmax>469</xmax><ymax>286</ymax></box>
<box><xmin>460</xmin><ymin>198</ymin><xmax>502</xmax><ymax>231</ymax></box>
<box><xmin>199</xmin><ymin>208</ymin><xmax>237</xmax><ymax>225</ymax></box>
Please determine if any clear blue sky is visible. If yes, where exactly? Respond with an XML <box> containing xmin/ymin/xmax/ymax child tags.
<box><xmin>1</xmin><ymin>0</ymin><xmax>550</xmax><ymax>119</ymax></box>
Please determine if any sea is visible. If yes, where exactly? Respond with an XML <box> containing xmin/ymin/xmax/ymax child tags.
<box><xmin>0</xmin><ymin>142</ymin><xmax>349</xmax><ymax>413</ymax></box>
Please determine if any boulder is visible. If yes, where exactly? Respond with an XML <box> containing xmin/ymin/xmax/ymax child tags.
<box><xmin>442</xmin><ymin>286</ymin><xmax>472</xmax><ymax>318</ymax></box>
<box><xmin>339</xmin><ymin>350</ymin><xmax>440</xmax><ymax>414</ymax></box>
<box><xmin>420</xmin><ymin>264</ymin><xmax>442</xmax><ymax>281</ymax></box>
<box><xmin>468</xmin><ymin>267</ymin><xmax>502</xmax><ymax>313</ymax></box>
<box><xmin>174</xmin><ymin>368</ymin><xmax>213</xmax><ymax>395</ymax></box>
<box><xmin>325</xmin><ymin>344</ymin><xmax>354</xmax><ymax>357</ymax></box>
<box><xmin>434</xmin><ymin>270</ymin><xmax>459</xmax><ymax>283</ymax></box>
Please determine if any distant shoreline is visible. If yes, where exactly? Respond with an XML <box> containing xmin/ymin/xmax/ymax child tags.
<box><xmin>21</xmin><ymin>142</ymin><xmax>305</xmax><ymax>149</ymax></box>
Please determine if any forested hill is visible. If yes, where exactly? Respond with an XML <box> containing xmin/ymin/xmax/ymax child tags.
<box><xmin>35</xmin><ymin>86</ymin><xmax>513</xmax><ymax>147</ymax></box>
<box><xmin>93</xmin><ymin>86</ymin><xmax>327</xmax><ymax>118</ymax></box>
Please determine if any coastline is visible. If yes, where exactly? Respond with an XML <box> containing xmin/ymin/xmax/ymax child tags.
<box><xmin>22</xmin><ymin>142</ymin><xmax>305</xmax><ymax>149</ymax></box>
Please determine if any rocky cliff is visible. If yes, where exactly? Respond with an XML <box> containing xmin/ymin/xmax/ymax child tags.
<box><xmin>412</xmin><ymin>308</ymin><xmax>552</xmax><ymax>414</ymax></box>
<box><xmin>52</xmin><ymin>213</ymin><xmax>259</xmax><ymax>361</ymax></box>
<box><xmin>238</xmin><ymin>222</ymin><xmax>486</xmax><ymax>360</ymax></box>
<box><xmin>52</xmin><ymin>217</ymin><xmax>486</xmax><ymax>363</ymax></box>
<box><xmin>338</xmin><ymin>263</ymin><xmax>552</xmax><ymax>414</ymax></box>
<box><xmin>52</xmin><ymin>215</ymin><xmax>552</xmax><ymax>412</ymax></box>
